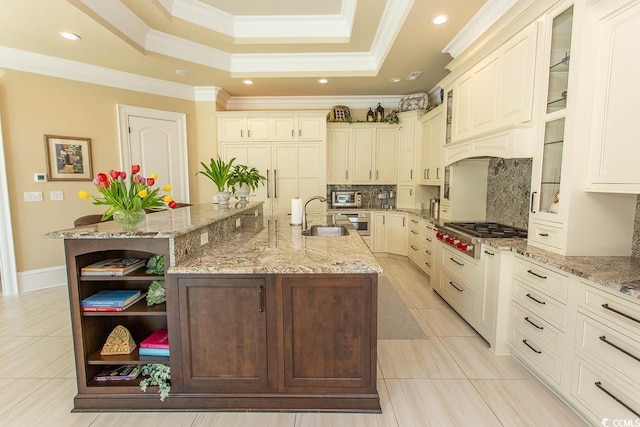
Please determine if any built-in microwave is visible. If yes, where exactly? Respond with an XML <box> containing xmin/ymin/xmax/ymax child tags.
<box><xmin>331</xmin><ymin>191</ymin><xmax>362</xmax><ymax>208</ymax></box>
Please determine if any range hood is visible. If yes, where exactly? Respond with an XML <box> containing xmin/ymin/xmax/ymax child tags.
<box><xmin>444</xmin><ymin>125</ymin><xmax>536</xmax><ymax>166</ymax></box>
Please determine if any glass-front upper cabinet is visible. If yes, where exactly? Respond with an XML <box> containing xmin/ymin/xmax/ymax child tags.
<box><xmin>546</xmin><ymin>6</ymin><xmax>573</xmax><ymax>113</ymax></box>
<box><xmin>445</xmin><ymin>90</ymin><xmax>453</xmax><ymax>144</ymax></box>
<box><xmin>539</xmin><ymin>118</ymin><xmax>564</xmax><ymax>213</ymax></box>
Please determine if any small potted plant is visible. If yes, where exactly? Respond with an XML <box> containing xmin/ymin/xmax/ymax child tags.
<box><xmin>228</xmin><ymin>164</ymin><xmax>266</xmax><ymax>201</ymax></box>
<box><xmin>196</xmin><ymin>157</ymin><xmax>235</xmax><ymax>204</ymax></box>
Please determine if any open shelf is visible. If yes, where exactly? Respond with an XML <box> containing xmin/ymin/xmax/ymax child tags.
<box><xmin>88</xmin><ymin>348</ymin><xmax>170</xmax><ymax>365</ymax></box>
<box><xmin>80</xmin><ymin>270</ymin><xmax>164</xmax><ymax>282</ymax></box>
<box><xmin>82</xmin><ymin>301</ymin><xmax>167</xmax><ymax>317</ymax></box>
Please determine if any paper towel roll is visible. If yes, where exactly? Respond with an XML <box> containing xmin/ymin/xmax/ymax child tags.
<box><xmin>290</xmin><ymin>198</ymin><xmax>303</xmax><ymax>225</ymax></box>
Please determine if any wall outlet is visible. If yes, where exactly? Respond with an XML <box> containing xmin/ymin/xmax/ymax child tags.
<box><xmin>200</xmin><ymin>232</ymin><xmax>208</xmax><ymax>246</ymax></box>
<box><xmin>254</xmin><ymin>210</ymin><xmax>259</xmax><ymax>217</ymax></box>
<box><xmin>50</xmin><ymin>191</ymin><xmax>64</xmax><ymax>201</ymax></box>
<box><xmin>34</xmin><ymin>173</ymin><xmax>47</xmax><ymax>182</ymax></box>
<box><xmin>236</xmin><ymin>218</ymin><xmax>241</xmax><ymax>228</ymax></box>
<box><xmin>24</xmin><ymin>191</ymin><xmax>43</xmax><ymax>202</ymax></box>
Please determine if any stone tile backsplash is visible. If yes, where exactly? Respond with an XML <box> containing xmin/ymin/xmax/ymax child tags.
<box><xmin>327</xmin><ymin>184</ymin><xmax>396</xmax><ymax>209</ymax></box>
<box><xmin>485</xmin><ymin>158</ymin><xmax>533</xmax><ymax>230</ymax></box>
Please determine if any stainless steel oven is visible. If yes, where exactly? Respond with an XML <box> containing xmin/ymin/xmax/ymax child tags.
<box><xmin>331</xmin><ymin>191</ymin><xmax>362</xmax><ymax>208</ymax></box>
<box><xmin>332</xmin><ymin>211</ymin><xmax>370</xmax><ymax>236</ymax></box>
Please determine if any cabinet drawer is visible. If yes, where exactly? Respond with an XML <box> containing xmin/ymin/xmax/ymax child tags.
<box><xmin>571</xmin><ymin>356</ymin><xmax>640</xmax><ymax>423</ymax></box>
<box><xmin>511</xmin><ymin>327</ymin><xmax>563</xmax><ymax>385</ymax></box>
<box><xmin>512</xmin><ymin>278</ymin><xmax>567</xmax><ymax>330</ymax></box>
<box><xmin>575</xmin><ymin>312</ymin><xmax>640</xmax><ymax>387</ymax></box>
<box><xmin>579</xmin><ymin>283</ymin><xmax>640</xmax><ymax>333</ymax></box>
<box><xmin>511</xmin><ymin>301</ymin><xmax>562</xmax><ymax>349</ymax></box>
<box><xmin>527</xmin><ymin>221</ymin><xmax>563</xmax><ymax>250</ymax></box>
<box><xmin>439</xmin><ymin>269</ymin><xmax>475</xmax><ymax>316</ymax></box>
<box><xmin>441</xmin><ymin>247</ymin><xmax>481</xmax><ymax>285</ymax></box>
<box><xmin>513</xmin><ymin>256</ymin><xmax>568</xmax><ymax>302</ymax></box>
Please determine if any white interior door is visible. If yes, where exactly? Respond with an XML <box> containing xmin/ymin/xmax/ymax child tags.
<box><xmin>117</xmin><ymin>105</ymin><xmax>189</xmax><ymax>204</ymax></box>
<box><xmin>0</xmin><ymin>114</ymin><xmax>18</xmax><ymax>295</ymax></box>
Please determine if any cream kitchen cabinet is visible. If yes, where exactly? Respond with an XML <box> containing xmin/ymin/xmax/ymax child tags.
<box><xmin>272</xmin><ymin>115</ymin><xmax>323</xmax><ymax>141</ymax></box>
<box><xmin>527</xmin><ymin>1</ymin><xmax>636</xmax><ymax>256</ymax></box>
<box><xmin>218</xmin><ymin>116</ymin><xmax>270</xmax><ymax>141</ymax></box>
<box><xmin>419</xmin><ymin>105</ymin><xmax>445</xmax><ymax>186</ymax></box>
<box><xmin>585</xmin><ymin>0</ymin><xmax>640</xmax><ymax>193</ymax></box>
<box><xmin>327</xmin><ymin>123</ymin><xmax>398</xmax><ymax>185</ymax></box>
<box><xmin>445</xmin><ymin>22</ymin><xmax>538</xmax><ymax>147</ymax></box>
<box><xmin>221</xmin><ymin>142</ymin><xmax>325</xmax><ymax>214</ymax></box>
<box><xmin>407</xmin><ymin>214</ymin><xmax>435</xmax><ymax>277</ymax></box>
<box><xmin>397</xmin><ymin>111</ymin><xmax>421</xmax><ymax>185</ymax></box>
<box><xmin>440</xmin><ymin>159</ymin><xmax>488</xmax><ymax>222</ymax></box>
<box><xmin>371</xmin><ymin>212</ymin><xmax>406</xmax><ymax>255</ymax></box>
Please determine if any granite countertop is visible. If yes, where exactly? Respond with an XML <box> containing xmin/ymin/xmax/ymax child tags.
<box><xmin>168</xmin><ymin>214</ymin><xmax>382</xmax><ymax>275</ymax></box>
<box><xmin>483</xmin><ymin>238</ymin><xmax>640</xmax><ymax>300</ymax></box>
<box><xmin>43</xmin><ymin>202</ymin><xmax>265</xmax><ymax>239</ymax></box>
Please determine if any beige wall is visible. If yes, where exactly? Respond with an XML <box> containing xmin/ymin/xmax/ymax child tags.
<box><xmin>0</xmin><ymin>70</ymin><xmax>218</xmax><ymax>272</ymax></box>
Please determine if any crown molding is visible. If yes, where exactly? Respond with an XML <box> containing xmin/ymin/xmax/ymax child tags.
<box><xmin>224</xmin><ymin>95</ymin><xmax>402</xmax><ymax>111</ymax></box>
<box><xmin>442</xmin><ymin>0</ymin><xmax>517</xmax><ymax>58</ymax></box>
<box><xmin>194</xmin><ymin>86</ymin><xmax>221</xmax><ymax>102</ymax></box>
<box><xmin>157</xmin><ymin>0</ymin><xmax>356</xmax><ymax>44</ymax></box>
<box><xmin>76</xmin><ymin>0</ymin><xmax>412</xmax><ymax>76</ymax></box>
<box><xmin>0</xmin><ymin>46</ymin><xmax>198</xmax><ymax>100</ymax></box>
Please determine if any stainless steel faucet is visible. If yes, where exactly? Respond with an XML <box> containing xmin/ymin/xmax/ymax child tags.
<box><xmin>302</xmin><ymin>196</ymin><xmax>327</xmax><ymax>230</ymax></box>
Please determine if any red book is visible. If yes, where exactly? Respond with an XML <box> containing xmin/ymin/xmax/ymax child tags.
<box><xmin>140</xmin><ymin>329</ymin><xmax>169</xmax><ymax>349</ymax></box>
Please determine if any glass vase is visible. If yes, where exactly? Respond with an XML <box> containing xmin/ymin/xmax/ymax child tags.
<box><xmin>113</xmin><ymin>209</ymin><xmax>146</xmax><ymax>231</ymax></box>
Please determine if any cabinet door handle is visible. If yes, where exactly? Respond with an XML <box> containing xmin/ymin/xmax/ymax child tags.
<box><xmin>524</xmin><ymin>316</ymin><xmax>544</xmax><ymax>330</ymax></box>
<box><xmin>526</xmin><ymin>293</ymin><xmax>546</xmax><ymax>305</ymax></box>
<box><xmin>425</xmin><ymin>261</ymin><xmax>431</xmax><ymax>267</ymax></box>
<box><xmin>601</xmin><ymin>303</ymin><xmax>640</xmax><ymax>325</ymax></box>
<box><xmin>449</xmin><ymin>257</ymin><xmax>464</xmax><ymax>266</ymax></box>
<box><xmin>484</xmin><ymin>250</ymin><xmax>495</xmax><ymax>256</ymax></box>
<box><xmin>424</xmin><ymin>169</ymin><xmax>427</xmax><ymax>180</ymax></box>
<box><xmin>411</xmin><ymin>230</ymin><xmax>419</xmax><ymax>234</ymax></box>
<box><xmin>411</xmin><ymin>219</ymin><xmax>418</xmax><ymax>223</ymax></box>
<box><xmin>599</xmin><ymin>336</ymin><xmax>640</xmax><ymax>363</ymax></box>
<box><xmin>530</xmin><ymin>191</ymin><xmax>537</xmax><ymax>213</ymax></box>
<box><xmin>258</xmin><ymin>286</ymin><xmax>264</xmax><ymax>312</ymax></box>
<box><xmin>382</xmin><ymin>216</ymin><xmax>385</xmax><ymax>225</ymax></box>
<box><xmin>291</xmin><ymin>129</ymin><xmax>294</xmax><ymax>137</ymax></box>
<box><xmin>266</xmin><ymin>170</ymin><xmax>270</xmax><ymax>198</ymax></box>
<box><xmin>527</xmin><ymin>269</ymin><xmax>547</xmax><ymax>279</ymax></box>
<box><xmin>427</xmin><ymin>168</ymin><xmax>431</xmax><ymax>180</ymax></box>
<box><xmin>248</xmin><ymin>129</ymin><xmax>251</xmax><ymax>138</ymax></box>
<box><xmin>426</xmin><ymin>237</ymin><xmax>432</xmax><ymax>242</ymax></box>
<box><xmin>376</xmin><ymin>170</ymin><xmax>379</xmax><ymax>180</ymax></box>
<box><xmin>449</xmin><ymin>281</ymin><xmax>463</xmax><ymax>292</ymax></box>
<box><xmin>522</xmin><ymin>339</ymin><xmax>542</xmax><ymax>354</ymax></box>
<box><xmin>409</xmin><ymin>188</ymin><xmax>413</xmax><ymax>196</ymax></box>
<box><xmin>346</xmin><ymin>170</ymin><xmax>349</xmax><ymax>180</ymax></box>
<box><xmin>538</xmin><ymin>233</ymin><xmax>549</xmax><ymax>237</ymax></box>
<box><xmin>410</xmin><ymin>169</ymin><xmax>413</xmax><ymax>179</ymax></box>
<box><xmin>274</xmin><ymin>170</ymin><xmax>277</xmax><ymax>198</ymax></box>
<box><xmin>299</xmin><ymin>129</ymin><xmax>301</xmax><ymax>137</ymax></box>
<box><xmin>369</xmin><ymin>170</ymin><xmax>372</xmax><ymax>179</ymax></box>
<box><xmin>410</xmin><ymin>245</ymin><xmax>418</xmax><ymax>251</ymax></box>
<box><xmin>436</xmin><ymin>167</ymin><xmax>440</xmax><ymax>180</ymax></box>
<box><xmin>425</xmin><ymin>249</ymin><xmax>431</xmax><ymax>255</ymax></box>
<box><xmin>403</xmin><ymin>217</ymin><xmax>406</xmax><ymax>227</ymax></box>
<box><xmin>594</xmin><ymin>381</ymin><xmax>640</xmax><ymax>418</ymax></box>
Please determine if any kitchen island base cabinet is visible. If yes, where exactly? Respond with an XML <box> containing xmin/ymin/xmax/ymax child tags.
<box><xmin>168</xmin><ymin>273</ymin><xmax>380</xmax><ymax>412</ymax></box>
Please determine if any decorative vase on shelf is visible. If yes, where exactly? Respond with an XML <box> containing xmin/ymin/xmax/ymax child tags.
<box><xmin>113</xmin><ymin>209</ymin><xmax>146</xmax><ymax>231</ymax></box>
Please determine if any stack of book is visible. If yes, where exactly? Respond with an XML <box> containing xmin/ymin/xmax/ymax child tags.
<box><xmin>82</xmin><ymin>289</ymin><xmax>145</xmax><ymax>312</ymax></box>
<box><xmin>81</xmin><ymin>258</ymin><xmax>146</xmax><ymax>277</ymax></box>
<box><xmin>94</xmin><ymin>364</ymin><xmax>141</xmax><ymax>382</ymax></box>
<box><xmin>139</xmin><ymin>329</ymin><xmax>169</xmax><ymax>357</ymax></box>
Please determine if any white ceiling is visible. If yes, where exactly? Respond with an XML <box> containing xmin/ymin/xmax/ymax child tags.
<box><xmin>0</xmin><ymin>0</ymin><xmax>514</xmax><ymax>102</ymax></box>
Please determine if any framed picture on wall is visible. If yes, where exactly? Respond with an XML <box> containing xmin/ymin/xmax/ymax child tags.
<box><xmin>44</xmin><ymin>135</ymin><xmax>93</xmax><ymax>181</ymax></box>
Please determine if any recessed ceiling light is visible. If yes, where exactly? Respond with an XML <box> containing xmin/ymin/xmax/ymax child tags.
<box><xmin>390</xmin><ymin>78</ymin><xmax>401</xmax><ymax>83</ymax></box>
<box><xmin>176</xmin><ymin>69</ymin><xmax>191</xmax><ymax>76</ymax></box>
<box><xmin>59</xmin><ymin>32</ymin><xmax>81</xmax><ymax>41</ymax></box>
<box><xmin>243</xmin><ymin>80</ymin><xmax>254</xmax><ymax>85</ymax></box>
<box><xmin>318</xmin><ymin>78</ymin><xmax>329</xmax><ymax>84</ymax></box>
<box><xmin>431</xmin><ymin>15</ymin><xmax>448</xmax><ymax>25</ymax></box>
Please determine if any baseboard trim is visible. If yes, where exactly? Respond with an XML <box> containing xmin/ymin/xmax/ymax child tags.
<box><xmin>18</xmin><ymin>265</ymin><xmax>67</xmax><ymax>293</ymax></box>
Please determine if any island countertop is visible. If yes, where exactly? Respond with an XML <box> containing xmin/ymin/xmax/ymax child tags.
<box><xmin>167</xmin><ymin>214</ymin><xmax>382</xmax><ymax>275</ymax></box>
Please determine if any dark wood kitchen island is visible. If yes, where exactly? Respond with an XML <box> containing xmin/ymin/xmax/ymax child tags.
<box><xmin>45</xmin><ymin>202</ymin><xmax>382</xmax><ymax>413</ymax></box>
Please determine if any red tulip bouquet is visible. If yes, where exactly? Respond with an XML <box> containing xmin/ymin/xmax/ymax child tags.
<box><xmin>79</xmin><ymin>164</ymin><xmax>176</xmax><ymax>222</ymax></box>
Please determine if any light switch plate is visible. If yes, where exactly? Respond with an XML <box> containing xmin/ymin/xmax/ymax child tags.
<box><xmin>50</xmin><ymin>191</ymin><xmax>64</xmax><ymax>201</ymax></box>
<box><xmin>236</xmin><ymin>218</ymin><xmax>241</xmax><ymax>228</ymax></box>
<box><xmin>24</xmin><ymin>191</ymin><xmax>43</xmax><ymax>202</ymax></box>
<box><xmin>200</xmin><ymin>232</ymin><xmax>208</xmax><ymax>246</ymax></box>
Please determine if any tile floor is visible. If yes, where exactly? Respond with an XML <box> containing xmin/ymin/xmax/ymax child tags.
<box><xmin>0</xmin><ymin>256</ymin><xmax>589</xmax><ymax>426</ymax></box>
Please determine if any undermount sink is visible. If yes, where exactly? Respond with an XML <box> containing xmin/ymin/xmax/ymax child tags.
<box><xmin>302</xmin><ymin>225</ymin><xmax>349</xmax><ymax>236</ymax></box>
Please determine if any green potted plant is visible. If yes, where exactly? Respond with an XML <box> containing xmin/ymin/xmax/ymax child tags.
<box><xmin>196</xmin><ymin>157</ymin><xmax>235</xmax><ymax>204</ymax></box>
<box><xmin>228</xmin><ymin>164</ymin><xmax>266</xmax><ymax>201</ymax></box>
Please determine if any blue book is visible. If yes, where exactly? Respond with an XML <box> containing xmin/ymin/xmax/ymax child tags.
<box><xmin>139</xmin><ymin>347</ymin><xmax>170</xmax><ymax>357</ymax></box>
<box><xmin>82</xmin><ymin>290</ymin><xmax>142</xmax><ymax>308</ymax></box>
